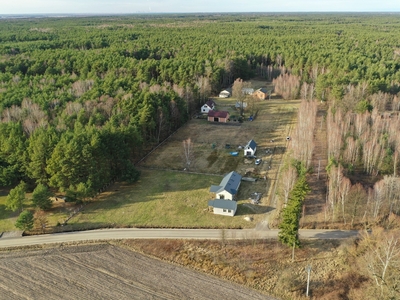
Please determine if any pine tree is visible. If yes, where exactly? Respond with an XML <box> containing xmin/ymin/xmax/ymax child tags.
<box><xmin>15</xmin><ymin>210</ymin><xmax>34</xmax><ymax>231</ymax></box>
<box><xmin>5</xmin><ymin>181</ymin><xmax>27</xmax><ymax>212</ymax></box>
<box><xmin>32</xmin><ymin>183</ymin><xmax>52</xmax><ymax>210</ymax></box>
<box><xmin>278</xmin><ymin>176</ymin><xmax>310</xmax><ymax>248</ymax></box>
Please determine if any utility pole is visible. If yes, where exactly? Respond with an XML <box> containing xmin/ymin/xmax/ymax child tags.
<box><xmin>306</xmin><ymin>265</ymin><xmax>312</xmax><ymax>297</ymax></box>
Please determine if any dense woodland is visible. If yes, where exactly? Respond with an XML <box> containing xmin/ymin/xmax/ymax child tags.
<box><xmin>2</xmin><ymin>13</ymin><xmax>400</xmax><ymax>222</ymax></box>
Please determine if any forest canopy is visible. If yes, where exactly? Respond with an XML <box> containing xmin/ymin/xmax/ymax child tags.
<box><xmin>1</xmin><ymin>13</ymin><xmax>400</xmax><ymax>199</ymax></box>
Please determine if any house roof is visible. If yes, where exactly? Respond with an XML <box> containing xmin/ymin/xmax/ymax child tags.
<box><xmin>220</xmin><ymin>90</ymin><xmax>231</xmax><ymax>95</ymax></box>
<box><xmin>256</xmin><ymin>88</ymin><xmax>269</xmax><ymax>94</ymax></box>
<box><xmin>209</xmin><ymin>171</ymin><xmax>242</xmax><ymax>195</ymax></box>
<box><xmin>208</xmin><ymin>110</ymin><xmax>229</xmax><ymax>118</ymax></box>
<box><xmin>204</xmin><ymin>99</ymin><xmax>215</xmax><ymax>107</ymax></box>
<box><xmin>245</xmin><ymin>139</ymin><xmax>257</xmax><ymax>151</ymax></box>
<box><xmin>208</xmin><ymin>199</ymin><xmax>237</xmax><ymax>210</ymax></box>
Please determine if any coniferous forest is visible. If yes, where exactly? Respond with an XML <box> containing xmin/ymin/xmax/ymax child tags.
<box><xmin>1</xmin><ymin>13</ymin><xmax>400</xmax><ymax>206</ymax></box>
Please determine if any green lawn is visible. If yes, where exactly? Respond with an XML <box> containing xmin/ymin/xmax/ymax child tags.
<box><xmin>0</xmin><ymin>194</ymin><xmax>19</xmax><ymax>232</ymax></box>
<box><xmin>66</xmin><ymin>169</ymin><xmax>263</xmax><ymax>230</ymax></box>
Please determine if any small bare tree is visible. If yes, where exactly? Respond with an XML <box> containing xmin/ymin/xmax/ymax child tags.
<box><xmin>182</xmin><ymin>138</ymin><xmax>194</xmax><ymax>170</ymax></box>
<box><xmin>232</xmin><ymin>78</ymin><xmax>251</xmax><ymax>116</ymax></box>
<box><xmin>361</xmin><ymin>228</ymin><xmax>400</xmax><ymax>298</ymax></box>
<box><xmin>282</xmin><ymin>164</ymin><xmax>298</xmax><ymax>205</ymax></box>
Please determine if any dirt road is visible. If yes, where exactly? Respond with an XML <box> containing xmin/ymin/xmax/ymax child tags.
<box><xmin>0</xmin><ymin>244</ymin><xmax>274</xmax><ymax>300</ymax></box>
<box><xmin>0</xmin><ymin>228</ymin><xmax>359</xmax><ymax>248</ymax></box>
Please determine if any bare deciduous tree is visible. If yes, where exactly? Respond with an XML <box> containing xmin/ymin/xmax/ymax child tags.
<box><xmin>182</xmin><ymin>138</ymin><xmax>194</xmax><ymax>170</ymax></box>
<box><xmin>360</xmin><ymin>228</ymin><xmax>400</xmax><ymax>298</ymax></box>
<box><xmin>282</xmin><ymin>164</ymin><xmax>298</xmax><ymax>205</ymax></box>
<box><xmin>272</xmin><ymin>73</ymin><xmax>300</xmax><ymax>100</ymax></box>
<box><xmin>290</xmin><ymin>100</ymin><xmax>317</xmax><ymax>168</ymax></box>
<box><xmin>232</xmin><ymin>78</ymin><xmax>251</xmax><ymax>116</ymax></box>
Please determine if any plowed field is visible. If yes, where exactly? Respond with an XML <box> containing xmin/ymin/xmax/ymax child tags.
<box><xmin>0</xmin><ymin>244</ymin><xmax>273</xmax><ymax>300</ymax></box>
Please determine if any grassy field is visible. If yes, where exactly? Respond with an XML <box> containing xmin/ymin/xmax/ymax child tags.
<box><xmin>0</xmin><ymin>192</ymin><xmax>18</xmax><ymax>232</ymax></box>
<box><xmin>65</xmin><ymin>169</ymin><xmax>269</xmax><ymax>230</ymax></box>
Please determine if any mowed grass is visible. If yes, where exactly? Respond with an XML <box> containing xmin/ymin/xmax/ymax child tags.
<box><xmin>67</xmin><ymin>169</ymin><xmax>263</xmax><ymax>230</ymax></box>
<box><xmin>0</xmin><ymin>194</ymin><xmax>18</xmax><ymax>232</ymax></box>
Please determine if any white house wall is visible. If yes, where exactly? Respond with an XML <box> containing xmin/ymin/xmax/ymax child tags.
<box><xmin>217</xmin><ymin>190</ymin><xmax>233</xmax><ymax>200</ymax></box>
<box><xmin>213</xmin><ymin>207</ymin><xmax>235</xmax><ymax>216</ymax></box>
<box><xmin>201</xmin><ymin>105</ymin><xmax>210</xmax><ymax>113</ymax></box>
<box><xmin>244</xmin><ymin>147</ymin><xmax>255</xmax><ymax>156</ymax></box>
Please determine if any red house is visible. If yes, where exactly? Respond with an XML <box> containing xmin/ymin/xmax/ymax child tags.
<box><xmin>208</xmin><ymin>111</ymin><xmax>230</xmax><ymax>123</ymax></box>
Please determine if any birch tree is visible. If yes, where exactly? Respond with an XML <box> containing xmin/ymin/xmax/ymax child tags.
<box><xmin>361</xmin><ymin>228</ymin><xmax>400</xmax><ymax>298</ymax></box>
<box><xmin>182</xmin><ymin>138</ymin><xmax>194</xmax><ymax>170</ymax></box>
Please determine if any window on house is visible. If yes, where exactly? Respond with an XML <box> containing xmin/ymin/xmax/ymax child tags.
<box><xmin>223</xmin><ymin>209</ymin><xmax>227</xmax><ymax>212</ymax></box>
<box><xmin>228</xmin><ymin>210</ymin><xmax>231</xmax><ymax>213</ymax></box>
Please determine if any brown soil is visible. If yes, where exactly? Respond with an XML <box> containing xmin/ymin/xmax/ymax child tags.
<box><xmin>0</xmin><ymin>243</ymin><xmax>272</xmax><ymax>300</ymax></box>
<box><xmin>0</xmin><ymin>237</ymin><xmax>371</xmax><ymax>300</ymax></box>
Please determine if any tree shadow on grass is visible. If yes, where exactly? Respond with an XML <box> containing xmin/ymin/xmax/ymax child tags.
<box><xmin>236</xmin><ymin>203</ymin><xmax>275</xmax><ymax>216</ymax></box>
<box><xmin>0</xmin><ymin>204</ymin><xmax>19</xmax><ymax>221</ymax></box>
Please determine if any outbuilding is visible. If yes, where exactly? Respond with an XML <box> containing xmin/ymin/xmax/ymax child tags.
<box><xmin>208</xmin><ymin>110</ymin><xmax>230</xmax><ymax>123</ymax></box>
<box><xmin>244</xmin><ymin>139</ymin><xmax>257</xmax><ymax>156</ymax></box>
<box><xmin>208</xmin><ymin>199</ymin><xmax>237</xmax><ymax>216</ymax></box>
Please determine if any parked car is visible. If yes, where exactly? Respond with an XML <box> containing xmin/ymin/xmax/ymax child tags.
<box><xmin>255</xmin><ymin>158</ymin><xmax>262</xmax><ymax>165</ymax></box>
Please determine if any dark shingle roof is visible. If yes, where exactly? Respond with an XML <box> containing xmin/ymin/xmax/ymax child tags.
<box><xmin>205</xmin><ymin>99</ymin><xmax>215</xmax><ymax>107</ymax></box>
<box><xmin>208</xmin><ymin>199</ymin><xmax>237</xmax><ymax>210</ymax></box>
<box><xmin>246</xmin><ymin>139</ymin><xmax>257</xmax><ymax>151</ymax></box>
<box><xmin>257</xmin><ymin>88</ymin><xmax>268</xmax><ymax>94</ymax></box>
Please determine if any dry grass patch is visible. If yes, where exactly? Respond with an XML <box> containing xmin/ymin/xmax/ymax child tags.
<box><xmin>120</xmin><ymin>238</ymin><xmax>368</xmax><ymax>300</ymax></box>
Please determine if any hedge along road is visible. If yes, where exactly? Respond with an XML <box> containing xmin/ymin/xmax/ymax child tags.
<box><xmin>0</xmin><ymin>228</ymin><xmax>360</xmax><ymax>248</ymax></box>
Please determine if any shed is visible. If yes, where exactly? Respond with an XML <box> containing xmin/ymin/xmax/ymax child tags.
<box><xmin>244</xmin><ymin>139</ymin><xmax>257</xmax><ymax>156</ymax></box>
<box><xmin>208</xmin><ymin>110</ymin><xmax>229</xmax><ymax>123</ymax></box>
<box><xmin>208</xmin><ymin>199</ymin><xmax>237</xmax><ymax>216</ymax></box>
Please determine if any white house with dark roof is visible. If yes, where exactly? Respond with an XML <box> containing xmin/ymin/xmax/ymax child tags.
<box><xmin>201</xmin><ymin>99</ymin><xmax>216</xmax><ymax>114</ymax></box>
<box><xmin>244</xmin><ymin>139</ymin><xmax>257</xmax><ymax>156</ymax></box>
<box><xmin>209</xmin><ymin>171</ymin><xmax>242</xmax><ymax>200</ymax></box>
<box><xmin>208</xmin><ymin>199</ymin><xmax>237</xmax><ymax>216</ymax></box>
